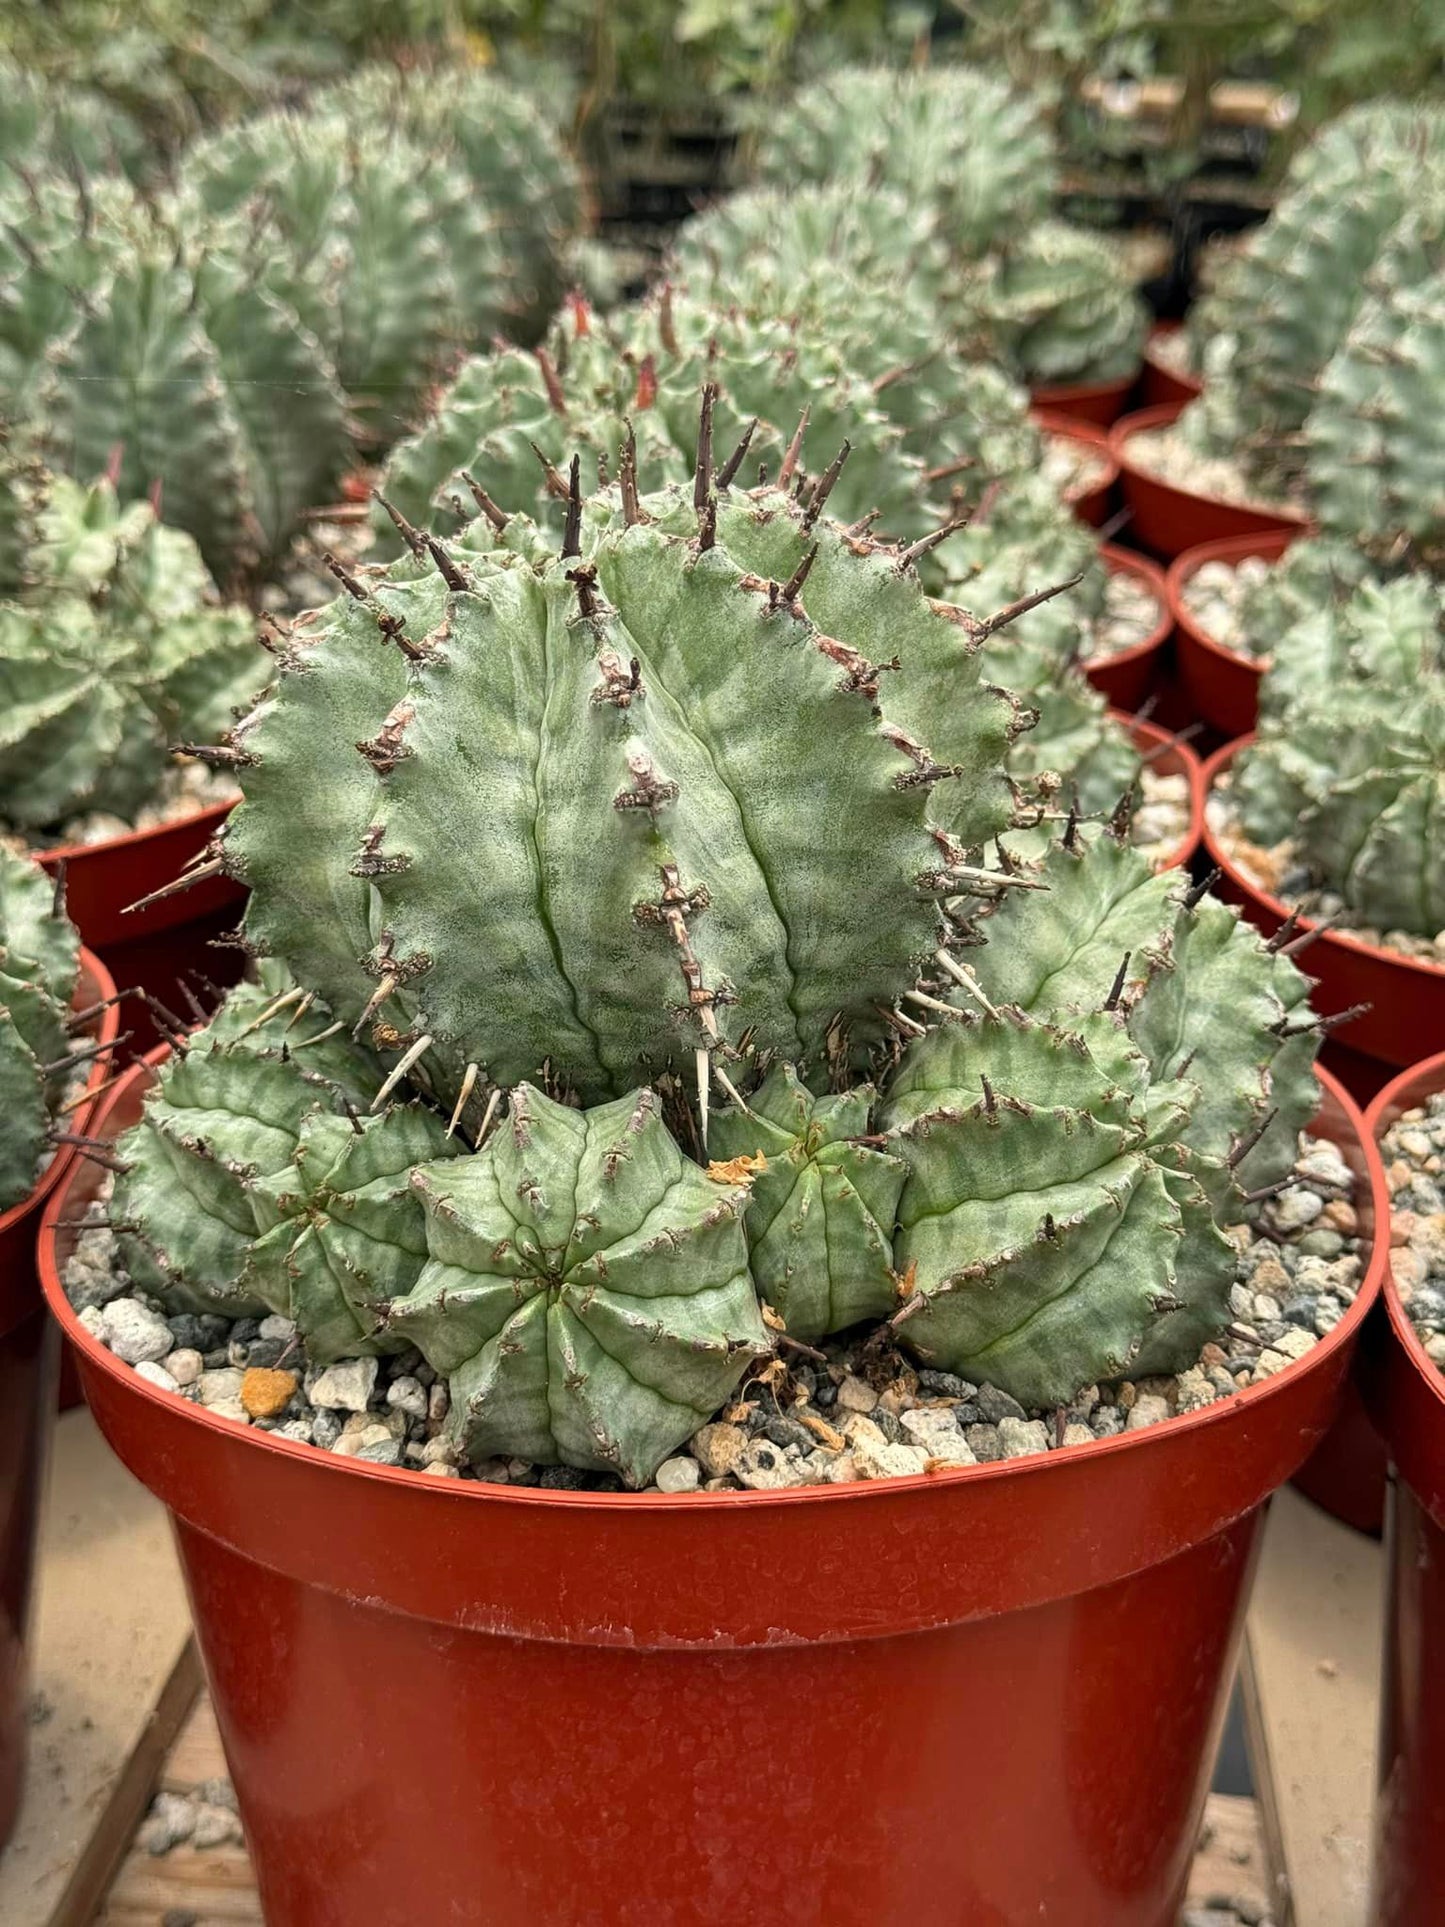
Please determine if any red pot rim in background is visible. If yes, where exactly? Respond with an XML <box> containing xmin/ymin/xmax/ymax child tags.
<box><xmin>1028</xmin><ymin>365</ymin><xmax>1140</xmax><ymax>429</ymax></box>
<box><xmin>0</xmin><ymin>948</ymin><xmax>119</xmax><ymax>1339</ymax></box>
<box><xmin>1034</xmin><ymin>410</ymin><xmax>1120</xmax><ymax>529</ymax></box>
<box><xmin>1365</xmin><ymin>1057</ymin><xmax>1445</xmax><ymax>1524</ymax></box>
<box><xmin>42</xmin><ymin>1057</ymin><xmax>1383</xmax><ymax>1650</ymax></box>
<box><xmin>1141</xmin><ymin>323</ymin><xmax>1205</xmax><ymax>410</ymax></box>
<box><xmin>1120</xmin><ymin>709</ymin><xmax>1204</xmax><ymax>872</ymax></box>
<box><xmin>1086</xmin><ymin>544</ymin><xmax>1173</xmax><ymax>710</ymax></box>
<box><xmin>1203</xmin><ymin>740</ymin><xmax>1445</xmax><ymax>1073</ymax></box>
<box><xmin>1109</xmin><ymin>403</ymin><xmax>1313</xmax><ymax>560</ymax></box>
<box><xmin>37</xmin><ymin>801</ymin><xmax>241</xmax><ymax>952</ymax></box>
<box><xmin>1168</xmin><ymin>529</ymin><xmax>1300</xmax><ymax>740</ymax></box>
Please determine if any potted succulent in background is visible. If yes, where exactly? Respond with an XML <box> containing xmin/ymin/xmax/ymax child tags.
<box><xmin>0</xmin><ymin>847</ymin><xmax>118</xmax><ymax>1847</ymax></box>
<box><xmin>42</xmin><ymin>423</ymin><xmax>1385</xmax><ymax>1925</ymax></box>
<box><xmin>1111</xmin><ymin>99</ymin><xmax>1445</xmax><ymax>557</ymax></box>
<box><xmin>1363</xmin><ymin>1059</ymin><xmax>1445</xmax><ymax>1926</ymax></box>
<box><xmin>0</xmin><ymin>448</ymin><xmax>264</xmax><ymax>1025</ymax></box>
<box><xmin>1203</xmin><ymin>566</ymin><xmax>1445</xmax><ymax>1077</ymax></box>
<box><xmin>1167</xmin><ymin>527</ymin><xmax>1302</xmax><ymax>736</ymax></box>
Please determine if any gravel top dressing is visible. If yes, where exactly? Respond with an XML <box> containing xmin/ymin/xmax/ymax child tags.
<box><xmin>1180</xmin><ymin>557</ymin><xmax>1277</xmax><ymax>660</ymax></box>
<box><xmin>1122</xmin><ymin>425</ymin><xmax>1298</xmax><ymax>517</ymax></box>
<box><xmin>66</xmin><ymin>1133</ymin><xmax>1362</xmax><ymax>1495</ymax></box>
<box><xmin>1208</xmin><ymin>781</ymin><xmax>1445</xmax><ymax>967</ymax></box>
<box><xmin>1378</xmin><ymin>1092</ymin><xmax>1445</xmax><ymax>1374</ymax></box>
<box><xmin>1089</xmin><ymin>567</ymin><xmax>1161</xmax><ymax>660</ymax></box>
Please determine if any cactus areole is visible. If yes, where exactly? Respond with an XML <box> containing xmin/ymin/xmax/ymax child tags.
<box><xmin>113</xmin><ymin>398</ymin><xmax>1325</xmax><ymax>1485</ymax></box>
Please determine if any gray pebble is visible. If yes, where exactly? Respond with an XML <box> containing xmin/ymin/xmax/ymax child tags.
<box><xmin>976</xmin><ymin>1384</ymin><xmax>1026</xmax><ymax>1424</ymax></box>
<box><xmin>965</xmin><ymin>1423</ymin><xmax>1004</xmax><ymax>1462</ymax></box>
<box><xmin>309</xmin><ymin>1357</ymin><xmax>379</xmax><ymax>1412</ymax></box>
<box><xmin>355</xmin><ymin>1438</ymin><xmax>404</xmax><ymax>1466</ymax></box>
<box><xmin>100</xmin><ymin>1298</ymin><xmax>174</xmax><ymax>1366</ymax></box>
<box><xmin>196</xmin><ymin>1368</ymin><xmax>246</xmax><ymax>1409</ymax></box>
<box><xmin>998</xmin><ymin>1416</ymin><xmax>1049</xmax><ymax>1458</ymax></box>
<box><xmin>386</xmin><ymin>1374</ymin><xmax>428</xmax><ymax>1419</ymax></box>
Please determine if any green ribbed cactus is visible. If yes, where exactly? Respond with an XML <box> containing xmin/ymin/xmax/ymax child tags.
<box><xmin>106</xmin><ymin>417</ymin><xmax>1324</xmax><ymax>1482</ymax></box>
<box><xmin>955</xmin><ymin>220</ymin><xmax>1149</xmax><ymax>387</ymax></box>
<box><xmin>753</xmin><ymin>67</ymin><xmax>1053</xmax><ymax>260</ymax></box>
<box><xmin>315</xmin><ymin>64</ymin><xmax>582</xmax><ymax>347</ymax></box>
<box><xmin>1232</xmin><ymin>572</ymin><xmax>1445</xmax><ymax>940</ymax></box>
<box><xmin>0</xmin><ymin>845</ymin><xmax>83</xmax><ymax>1210</ymax></box>
<box><xmin>0</xmin><ymin>60</ymin><xmax>146</xmax><ymax>178</ymax></box>
<box><xmin>0</xmin><ymin>472</ymin><xmax>261</xmax><ymax>832</ymax></box>
<box><xmin>1305</xmin><ymin>216</ymin><xmax>1445</xmax><ymax>573</ymax></box>
<box><xmin>1178</xmin><ymin>100</ymin><xmax>1445</xmax><ymax>495</ymax></box>
<box><xmin>0</xmin><ymin>171</ymin><xmax>352</xmax><ymax>585</ymax></box>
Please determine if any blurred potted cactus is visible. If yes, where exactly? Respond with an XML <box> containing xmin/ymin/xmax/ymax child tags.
<box><xmin>42</xmin><ymin>392</ymin><xmax>1385</xmax><ymax>1924</ymax></box>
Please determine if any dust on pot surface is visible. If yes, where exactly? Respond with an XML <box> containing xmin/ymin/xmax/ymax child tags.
<box><xmin>1168</xmin><ymin>531</ymin><xmax>1301</xmax><ymax>738</ymax></box>
<box><xmin>1110</xmin><ymin>404</ymin><xmax>1313</xmax><ymax>560</ymax></box>
<box><xmin>1363</xmin><ymin>1058</ymin><xmax>1445</xmax><ymax>1927</ymax></box>
<box><xmin>1088</xmin><ymin>546</ymin><xmax>1173</xmax><ymax>712</ymax></box>
<box><xmin>1204</xmin><ymin>740</ymin><xmax>1445</xmax><ymax>1071</ymax></box>
<box><xmin>43</xmin><ymin>1055</ymin><xmax>1383</xmax><ymax>1927</ymax></box>
<box><xmin>0</xmin><ymin>942</ymin><xmax>120</xmax><ymax>1849</ymax></box>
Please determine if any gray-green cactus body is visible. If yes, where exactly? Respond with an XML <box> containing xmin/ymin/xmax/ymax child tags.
<box><xmin>114</xmin><ymin>979</ymin><xmax>393</xmax><ymax>1316</ymax></box>
<box><xmin>754</xmin><ymin>67</ymin><xmax>1054</xmax><ymax>260</ymax></box>
<box><xmin>225</xmin><ymin>469</ymin><xmax>1020</xmax><ymax>1105</ymax></box>
<box><xmin>0</xmin><ymin>845</ymin><xmax>81</xmax><ymax>1210</ymax></box>
<box><xmin>883</xmin><ymin>1007</ymin><xmax>1228</xmax><ymax>1408</ymax></box>
<box><xmin>956</xmin><ymin>220</ymin><xmax>1149</xmax><ymax>387</ymax></box>
<box><xmin>708</xmin><ymin>1064</ymin><xmax>905</xmax><ymax>1341</ymax></box>
<box><xmin>389</xmin><ymin>1083</ymin><xmax>767</xmax><ymax>1485</ymax></box>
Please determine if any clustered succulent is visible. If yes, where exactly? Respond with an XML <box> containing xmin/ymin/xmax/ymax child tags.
<box><xmin>112</xmin><ymin>425</ymin><xmax>1322</xmax><ymax>1485</ymax></box>
<box><xmin>1229</xmin><ymin>569</ymin><xmax>1445</xmax><ymax>941</ymax></box>
<box><xmin>0</xmin><ymin>465</ymin><xmax>260</xmax><ymax>836</ymax></box>
<box><xmin>0</xmin><ymin>845</ymin><xmax>89</xmax><ymax>1210</ymax></box>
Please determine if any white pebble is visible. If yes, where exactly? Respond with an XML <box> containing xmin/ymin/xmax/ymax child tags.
<box><xmin>1273</xmin><ymin>1188</ymin><xmax>1324</xmax><ymax>1230</ymax></box>
<box><xmin>197</xmin><ymin>1368</ymin><xmax>245</xmax><ymax>1408</ymax></box>
<box><xmin>166</xmin><ymin>1348</ymin><xmax>203</xmax><ymax>1387</ymax></box>
<box><xmin>385</xmin><ymin>1374</ymin><xmax>427</xmax><ymax>1419</ymax></box>
<box><xmin>100</xmin><ymin>1298</ymin><xmax>174</xmax><ymax>1366</ymax></box>
<box><xmin>834</xmin><ymin>1374</ymin><xmax>878</xmax><ymax>1413</ymax></box>
<box><xmin>310</xmin><ymin>1357</ymin><xmax>379</xmax><ymax>1412</ymax></box>
<box><xmin>133</xmin><ymin>1361</ymin><xmax>179</xmax><ymax>1394</ymax></box>
<box><xmin>1125</xmin><ymin>1394</ymin><xmax>1171</xmax><ymax>1431</ymax></box>
<box><xmin>654</xmin><ymin>1456</ymin><xmax>701</xmax><ymax>1493</ymax></box>
<box><xmin>998</xmin><ymin>1417</ymin><xmax>1050</xmax><ymax>1458</ymax></box>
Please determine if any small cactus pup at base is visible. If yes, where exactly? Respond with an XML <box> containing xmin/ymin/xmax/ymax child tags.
<box><xmin>0</xmin><ymin>846</ymin><xmax>88</xmax><ymax>1209</ymax></box>
<box><xmin>388</xmin><ymin>1084</ymin><xmax>768</xmax><ymax>1485</ymax></box>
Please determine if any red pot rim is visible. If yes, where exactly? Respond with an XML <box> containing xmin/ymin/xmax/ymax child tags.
<box><xmin>42</xmin><ymin>1055</ymin><xmax>1380</xmax><ymax>1507</ymax></box>
<box><xmin>1166</xmin><ymin>529</ymin><xmax>1300</xmax><ymax>686</ymax></box>
<box><xmin>36</xmin><ymin>799</ymin><xmax>236</xmax><ymax>875</ymax></box>
<box><xmin>1119</xmin><ymin>709</ymin><xmax>1204</xmax><ymax>872</ymax></box>
<box><xmin>1364</xmin><ymin>1057</ymin><xmax>1445</xmax><ymax>1512</ymax></box>
<box><xmin>1203</xmin><ymin>737</ymin><xmax>1445</xmax><ymax>989</ymax></box>
<box><xmin>1029</xmin><ymin>367</ymin><xmax>1139</xmax><ymax>410</ymax></box>
<box><xmin>1091</xmin><ymin>543</ymin><xmax>1172</xmax><ymax>675</ymax></box>
<box><xmin>1034</xmin><ymin>409</ymin><xmax>1121</xmax><ymax>502</ymax></box>
<box><xmin>1109</xmin><ymin>404</ymin><xmax>1313</xmax><ymax>532</ymax></box>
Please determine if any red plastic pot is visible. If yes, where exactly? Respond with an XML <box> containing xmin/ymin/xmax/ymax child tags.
<box><xmin>1140</xmin><ymin>325</ymin><xmax>1204</xmax><ymax>411</ymax></box>
<box><xmin>1363</xmin><ymin>1055</ymin><xmax>1445</xmax><ymax>1925</ymax></box>
<box><xmin>41</xmin><ymin>1058</ymin><xmax>1383</xmax><ymax>1927</ymax></box>
<box><xmin>0</xmin><ymin>950</ymin><xmax>118</xmax><ymax>1847</ymax></box>
<box><xmin>1088</xmin><ymin>546</ymin><xmax>1173</xmax><ymax>711</ymax></box>
<box><xmin>1203</xmin><ymin>739</ymin><xmax>1445</xmax><ymax>1071</ymax></box>
<box><xmin>1168</xmin><ymin>530</ymin><xmax>1300</xmax><ymax>738</ymax></box>
<box><xmin>37</xmin><ymin>804</ymin><xmax>247</xmax><ymax>1052</ymax></box>
<box><xmin>1110</xmin><ymin>404</ymin><xmax>1312</xmax><ymax>561</ymax></box>
<box><xmin>1029</xmin><ymin>365</ymin><xmax>1139</xmax><ymax>428</ymax></box>
<box><xmin>1123</xmin><ymin>711</ymin><xmax>1204</xmax><ymax>873</ymax></box>
<box><xmin>1035</xmin><ymin>410</ymin><xmax>1119</xmax><ymax>529</ymax></box>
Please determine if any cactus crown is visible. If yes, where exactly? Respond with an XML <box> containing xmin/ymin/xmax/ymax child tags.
<box><xmin>112</xmin><ymin>409</ymin><xmax>1321</xmax><ymax>1485</ymax></box>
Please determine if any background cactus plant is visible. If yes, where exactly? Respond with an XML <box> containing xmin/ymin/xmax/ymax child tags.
<box><xmin>0</xmin><ymin>845</ymin><xmax>87</xmax><ymax>1209</ymax></box>
<box><xmin>0</xmin><ymin>470</ymin><xmax>260</xmax><ymax>834</ymax></box>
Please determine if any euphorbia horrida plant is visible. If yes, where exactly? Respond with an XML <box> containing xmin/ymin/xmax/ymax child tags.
<box><xmin>111</xmin><ymin>401</ymin><xmax>1325</xmax><ymax>1483</ymax></box>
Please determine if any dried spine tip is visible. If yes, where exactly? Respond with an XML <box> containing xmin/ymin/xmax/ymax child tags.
<box><xmin>780</xmin><ymin>545</ymin><xmax>818</xmax><ymax>605</ymax></box>
<box><xmin>123</xmin><ymin>857</ymin><xmax>223</xmax><ymax>915</ymax></box>
<box><xmin>528</xmin><ymin>441</ymin><xmax>569</xmax><ymax>499</ymax></box>
<box><xmin>561</xmin><ymin>454</ymin><xmax>583</xmax><ymax>558</ymax></box>
<box><xmin>898</xmin><ymin>517</ymin><xmax>970</xmax><ymax>571</ymax></box>
<box><xmin>980</xmin><ymin>571</ymin><xmax>1087</xmax><ymax>638</ymax></box>
<box><xmin>372</xmin><ymin>490</ymin><xmax>426</xmax><ymax>557</ymax></box>
<box><xmin>460</xmin><ymin>471</ymin><xmax>508</xmax><ymax>532</ymax></box>
<box><xmin>447</xmin><ymin>1061</ymin><xmax>481</xmax><ymax>1139</ymax></box>
<box><xmin>323</xmin><ymin>552</ymin><xmax>370</xmax><ymax>601</ymax></box>
<box><xmin>370</xmin><ymin>1034</ymin><xmax>434</xmax><ymax>1111</ymax></box>
<box><xmin>717</xmin><ymin>418</ymin><xmax>759</xmax><ymax>489</ymax></box>
<box><xmin>694</xmin><ymin>383</ymin><xmax>716</xmax><ymax>509</ymax></box>
<box><xmin>619</xmin><ymin>421</ymin><xmax>641</xmax><ymax>526</ymax></box>
<box><xmin>778</xmin><ymin>408</ymin><xmax>810</xmax><ymax>487</ymax></box>
<box><xmin>801</xmin><ymin>441</ymin><xmax>851</xmax><ymax>530</ymax></box>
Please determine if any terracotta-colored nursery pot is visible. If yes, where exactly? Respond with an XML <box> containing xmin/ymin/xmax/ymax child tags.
<box><xmin>38</xmin><ymin>803</ymin><xmax>246</xmax><ymax>1052</ymax></box>
<box><xmin>1124</xmin><ymin>711</ymin><xmax>1204</xmax><ymax>873</ymax></box>
<box><xmin>1089</xmin><ymin>546</ymin><xmax>1173</xmax><ymax>711</ymax></box>
<box><xmin>1203</xmin><ymin>739</ymin><xmax>1445</xmax><ymax>1071</ymax></box>
<box><xmin>1168</xmin><ymin>530</ymin><xmax>1300</xmax><ymax>738</ymax></box>
<box><xmin>1140</xmin><ymin>325</ymin><xmax>1204</xmax><ymax>411</ymax></box>
<box><xmin>1029</xmin><ymin>366</ymin><xmax>1139</xmax><ymax>428</ymax></box>
<box><xmin>1110</xmin><ymin>404</ymin><xmax>1312</xmax><ymax>561</ymax></box>
<box><xmin>1035</xmin><ymin>410</ymin><xmax>1119</xmax><ymax>529</ymax></box>
<box><xmin>41</xmin><ymin>1058</ymin><xmax>1383</xmax><ymax>1927</ymax></box>
<box><xmin>0</xmin><ymin>950</ymin><xmax>119</xmax><ymax>1847</ymax></box>
<box><xmin>1363</xmin><ymin>1056</ymin><xmax>1445</xmax><ymax>1925</ymax></box>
